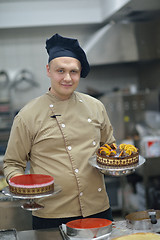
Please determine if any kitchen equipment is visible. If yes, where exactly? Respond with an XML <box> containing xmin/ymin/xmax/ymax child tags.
<box><xmin>145</xmin><ymin>111</ymin><xmax>160</xmax><ymax>130</ymax></box>
<box><xmin>11</xmin><ymin>69</ymin><xmax>38</xmax><ymax>91</ymax></box>
<box><xmin>0</xmin><ymin>70</ymin><xmax>10</xmax><ymax>102</ymax></box>
<box><xmin>66</xmin><ymin>218</ymin><xmax>112</xmax><ymax>239</ymax></box>
<box><xmin>99</xmin><ymin>91</ymin><xmax>159</xmax><ymax>140</ymax></box>
<box><xmin>2</xmin><ymin>184</ymin><xmax>62</xmax><ymax>210</ymax></box>
<box><xmin>125</xmin><ymin>210</ymin><xmax>160</xmax><ymax>231</ymax></box>
<box><xmin>89</xmin><ymin>155</ymin><xmax>145</xmax><ymax>177</ymax></box>
<box><xmin>0</xmin><ymin>229</ymin><xmax>17</xmax><ymax>240</ymax></box>
<box><xmin>0</xmin><ymin>70</ymin><xmax>9</xmax><ymax>87</ymax></box>
<box><xmin>140</xmin><ymin>136</ymin><xmax>160</xmax><ymax>158</ymax></box>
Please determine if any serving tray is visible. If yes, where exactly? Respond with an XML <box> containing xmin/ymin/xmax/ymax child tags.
<box><xmin>2</xmin><ymin>184</ymin><xmax>62</xmax><ymax>210</ymax></box>
<box><xmin>89</xmin><ymin>155</ymin><xmax>145</xmax><ymax>176</ymax></box>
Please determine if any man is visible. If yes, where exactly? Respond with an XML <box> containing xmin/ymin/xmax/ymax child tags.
<box><xmin>3</xmin><ymin>33</ymin><xmax>115</xmax><ymax>229</ymax></box>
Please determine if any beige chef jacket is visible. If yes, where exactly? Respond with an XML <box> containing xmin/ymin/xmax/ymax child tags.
<box><xmin>3</xmin><ymin>91</ymin><xmax>115</xmax><ymax>218</ymax></box>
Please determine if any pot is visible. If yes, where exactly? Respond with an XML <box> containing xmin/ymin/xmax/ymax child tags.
<box><xmin>66</xmin><ymin>218</ymin><xmax>112</xmax><ymax>239</ymax></box>
<box><xmin>125</xmin><ymin>209</ymin><xmax>160</xmax><ymax>231</ymax></box>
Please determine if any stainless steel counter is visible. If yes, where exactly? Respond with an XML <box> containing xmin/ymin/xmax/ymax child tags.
<box><xmin>17</xmin><ymin>228</ymin><xmax>62</xmax><ymax>240</ymax></box>
<box><xmin>0</xmin><ymin>200</ymin><xmax>32</xmax><ymax>231</ymax></box>
<box><xmin>16</xmin><ymin>221</ymin><xmax>160</xmax><ymax>240</ymax></box>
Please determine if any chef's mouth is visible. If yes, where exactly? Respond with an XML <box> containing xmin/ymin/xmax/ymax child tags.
<box><xmin>61</xmin><ymin>83</ymin><xmax>72</xmax><ymax>87</ymax></box>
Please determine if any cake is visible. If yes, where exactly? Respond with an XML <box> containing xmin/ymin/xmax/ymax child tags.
<box><xmin>66</xmin><ymin>218</ymin><xmax>112</xmax><ymax>238</ymax></box>
<box><xmin>9</xmin><ymin>174</ymin><xmax>54</xmax><ymax>195</ymax></box>
<box><xmin>66</xmin><ymin>218</ymin><xmax>112</xmax><ymax>229</ymax></box>
<box><xmin>96</xmin><ymin>143</ymin><xmax>139</xmax><ymax>167</ymax></box>
<box><xmin>112</xmin><ymin>232</ymin><xmax>160</xmax><ymax>240</ymax></box>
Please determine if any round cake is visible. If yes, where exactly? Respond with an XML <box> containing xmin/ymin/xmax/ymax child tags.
<box><xmin>66</xmin><ymin>218</ymin><xmax>112</xmax><ymax>238</ymax></box>
<box><xmin>66</xmin><ymin>218</ymin><xmax>112</xmax><ymax>229</ymax></box>
<box><xmin>97</xmin><ymin>143</ymin><xmax>139</xmax><ymax>167</ymax></box>
<box><xmin>9</xmin><ymin>174</ymin><xmax>54</xmax><ymax>195</ymax></box>
<box><xmin>112</xmin><ymin>232</ymin><xmax>160</xmax><ymax>240</ymax></box>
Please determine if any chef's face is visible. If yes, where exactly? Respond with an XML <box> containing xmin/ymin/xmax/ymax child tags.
<box><xmin>46</xmin><ymin>57</ymin><xmax>81</xmax><ymax>100</ymax></box>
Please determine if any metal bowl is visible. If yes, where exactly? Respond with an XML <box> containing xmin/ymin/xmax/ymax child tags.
<box><xmin>125</xmin><ymin>210</ymin><xmax>160</xmax><ymax>231</ymax></box>
<box><xmin>66</xmin><ymin>218</ymin><xmax>112</xmax><ymax>239</ymax></box>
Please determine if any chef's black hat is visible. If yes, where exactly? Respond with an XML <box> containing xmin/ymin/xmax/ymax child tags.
<box><xmin>45</xmin><ymin>33</ymin><xmax>90</xmax><ymax>78</ymax></box>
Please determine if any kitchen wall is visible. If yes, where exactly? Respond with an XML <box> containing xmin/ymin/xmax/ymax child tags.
<box><xmin>0</xmin><ymin>25</ymin><xmax>140</xmax><ymax>112</ymax></box>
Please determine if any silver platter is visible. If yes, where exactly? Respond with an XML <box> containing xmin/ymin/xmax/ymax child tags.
<box><xmin>2</xmin><ymin>184</ymin><xmax>62</xmax><ymax>211</ymax></box>
<box><xmin>89</xmin><ymin>155</ymin><xmax>145</xmax><ymax>176</ymax></box>
<box><xmin>2</xmin><ymin>184</ymin><xmax>62</xmax><ymax>199</ymax></box>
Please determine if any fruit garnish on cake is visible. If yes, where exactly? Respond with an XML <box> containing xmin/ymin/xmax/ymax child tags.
<box><xmin>96</xmin><ymin>143</ymin><xmax>139</xmax><ymax>167</ymax></box>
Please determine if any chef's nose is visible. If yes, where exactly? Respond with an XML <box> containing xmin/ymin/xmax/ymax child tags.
<box><xmin>64</xmin><ymin>73</ymin><xmax>71</xmax><ymax>81</ymax></box>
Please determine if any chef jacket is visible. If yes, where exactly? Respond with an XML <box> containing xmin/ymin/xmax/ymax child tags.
<box><xmin>3</xmin><ymin>91</ymin><xmax>115</xmax><ymax>218</ymax></box>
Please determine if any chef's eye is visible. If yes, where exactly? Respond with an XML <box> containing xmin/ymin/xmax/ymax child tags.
<box><xmin>58</xmin><ymin>69</ymin><xmax>64</xmax><ymax>73</ymax></box>
<box><xmin>71</xmin><ymin>70</ymin><xmax>78</xmax><ymax>73</ymax></box>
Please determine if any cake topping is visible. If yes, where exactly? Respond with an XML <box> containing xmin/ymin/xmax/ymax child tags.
<box><xmin>98</xmin><ymin>143</ymin><xmax>138</xmax><ymax>158</ymax></box>
<box><xmin>103</xmin><ymin>144</ymin><xmax>112</xmax><ymax>150</ymax></box>
<box><xmin>110</xmin><ymin>150</ymin><xmax>117</xmax><ymax>156</ymax></box>
<box><xmin>110</xmin><ymin>143</ymin><xmax>117</xmax><ymax>149</ymax></box>
<box><xmin>119</xmin><ymin>150</ymin><xmax>124</xmax><ymax>157</ymax></box>
<box><xmin>66</xmin><ymin>218</ymin><xmax>112</xmax><ymax>229</ymax></box>
<box><xmin>97</xmin><ymin>143</ymin><xmax>139</xmax><ymax>167</ymax></box>
<box><xmin>9</xmin><ymin>174</ymin><xmax>54</xmax><ymax>186</ymax></box>
<box><xmin>99</xmin><ymin>147</ymin><xmax>111</xmax><ymax>155</ymax></box>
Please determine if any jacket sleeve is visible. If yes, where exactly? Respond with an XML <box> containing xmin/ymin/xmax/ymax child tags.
<box><xmin>3</xmin><ymin>114</ymin><xmax>32</xmax><ymax>181</ymax></box>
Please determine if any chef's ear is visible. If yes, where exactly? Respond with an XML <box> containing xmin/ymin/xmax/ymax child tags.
<box><xmin>46</xmin><ymin>64</ymin><xmax>50</xmax><ymax>76</ymax></box>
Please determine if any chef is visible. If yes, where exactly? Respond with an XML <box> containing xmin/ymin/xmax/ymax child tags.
<box><xmin>3</xmin><ymin>33</ymin><xmax>116</xmax><ymax>229</ymax></box>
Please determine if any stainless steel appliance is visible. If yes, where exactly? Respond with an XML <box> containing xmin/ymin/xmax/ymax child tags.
<box><xmin>99</xmin><ymin>90</ymin><xmax>159</xmax><ymax>140</ymax></box>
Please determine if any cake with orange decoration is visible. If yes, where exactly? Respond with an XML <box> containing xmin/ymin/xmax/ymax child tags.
<box><xmin>96</xmin><ymin>143</ymin><xmax>139</xmax><ymax>167</ymax></box>
<box><xmin>9</xmin><ymin>174</ymin><xmax>54</xmax><ymax>195</ymax></box>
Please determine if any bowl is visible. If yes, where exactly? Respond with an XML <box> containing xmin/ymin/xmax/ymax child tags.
<box><xmin>125</xmin><ymin>210</ymin><xmax>160</xmax><ymax>231</ymax></box>
<box><xmin>66</xmin><ymin>218</ymin><xmax>112</xmax><ymax>239</ymax></box>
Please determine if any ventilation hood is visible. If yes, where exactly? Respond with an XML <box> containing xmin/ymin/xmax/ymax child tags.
<box><xmin>84</xmin><ymin>0</ymin><xmax>160</xmax><ymax>65</ymax></box>
<box><xmin>102</xmin><ymin>0</ymin><xmax>160</xmax><ymax>23</ymax></box>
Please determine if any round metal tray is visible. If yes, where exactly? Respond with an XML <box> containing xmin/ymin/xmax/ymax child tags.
<box><xmin>89</xmin><ymin>155</ymin><xmax>145</xmax><ymax>176</ymax></box>
<box><xmin>2</xmin><ymin>184</ymin><xmax>62</xmax><ymax>211</ymax></box>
